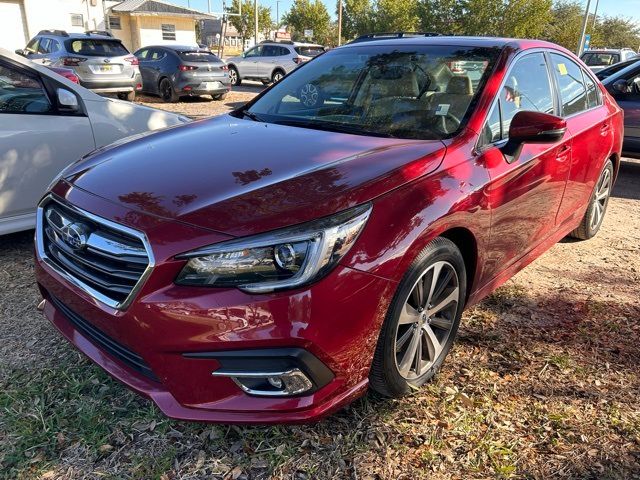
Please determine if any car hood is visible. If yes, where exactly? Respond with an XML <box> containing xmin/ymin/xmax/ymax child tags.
<box><xmin>63</xmin><ymin>115</ymin><xmax>447</xmax><ymax>237</ymax></box>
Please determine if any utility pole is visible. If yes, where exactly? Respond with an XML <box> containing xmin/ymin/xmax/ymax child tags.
<box><xmin>276</xmin><ymin>0</ymin><xmax>281</xmax><ymax>28</ymax></box>
<box><xmin>207</xmin><ymin>0</ymin><xmax>211</xmax><ymax>13</ymax></box>
<box><xmin>577</xmin><ymin>0</ymin><xmax>592</xmax><ymax>56</ymax></box>
<box><xmin>591</xmin><ymin>0</ymin><xmax>600</xmax><ymax>29</ymax></box>
<box><xmin>337</xmin><ymin>0</ymin><xmax>342</xmax><ymax>46</ymax></box>
<box><xmin>254</xmin><ymin>0</ymin><xmax>259</xmax><ymax>46</ymax></box>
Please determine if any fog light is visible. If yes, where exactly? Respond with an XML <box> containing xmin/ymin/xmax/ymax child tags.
<box><xmin>212</xmin><ymin>368</ymin><xmax>314</xmax><ymax>396</ymax></box>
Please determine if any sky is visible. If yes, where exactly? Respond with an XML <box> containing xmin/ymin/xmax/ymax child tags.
<box><xmin>173</xmin><ymin>0</ymin><xmax>640</xmax><ymax>24</ymax></box>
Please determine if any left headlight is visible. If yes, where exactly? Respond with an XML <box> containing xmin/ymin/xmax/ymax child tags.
<box><xmin>175</xmin><ymin>203</ymin><xmax>372</xmax><ymax>293</ymax></box>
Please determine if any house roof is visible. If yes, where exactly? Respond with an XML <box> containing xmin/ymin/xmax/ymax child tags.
<box><xmin>112</xmin><ymin>0</ymin><xmax>216</xmax><ymax>19</ymax></box>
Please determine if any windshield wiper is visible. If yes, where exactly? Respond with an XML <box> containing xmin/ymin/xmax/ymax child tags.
<box><xmin>271</xmin><ymin>118</ymin><xmax>397</xmax><ymax>138</ymax></box>
<box><xmin>242</xmin><ymin>110</ymin><xmax>265</xmax><ymax>122</ymax></box>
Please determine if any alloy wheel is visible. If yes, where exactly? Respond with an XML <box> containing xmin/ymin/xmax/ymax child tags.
<box><xmin>394</xmin><ymin>261</ymin><xmax>460</xmax><ymax>380</ymax></box>
<box><xmin>273</xmin><ymin>71</ymin><xmax>283</xmax><ymax>83</ymax></box>
<box><xmin>589</xmin><ymin>165</ymin><xmax>612</xmax><ymax>231</ymax></box>
<box><xmin>160</xmin><ymin>80</ymin><xmax>172</xmax><ymax>101</ymax></box>
<box><xmin>229</xmin><ymin>68</ymin><xmax>238</xmax><ymax>85</ymax></box>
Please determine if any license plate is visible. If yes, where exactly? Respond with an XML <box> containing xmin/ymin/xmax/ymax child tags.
<box><xmin>98</xmin><ymin>65</ymin><xmax>113</xmax><ymax>72</ymax></box>
<box><xmin>205</xmin><ymin>82</ymin><xmax>220</xmax><ymax>90</ymax></box>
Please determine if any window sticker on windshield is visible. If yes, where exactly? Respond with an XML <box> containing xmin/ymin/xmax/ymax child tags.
<box><xmin>435</xmin><ymin>104</ymin><xmax>450</xmax><ymax>116</ymax></box>
<box><xmin>557</xmin><ymin>63</ymin><xmax>568</xmax><ymax>76</ymax></box>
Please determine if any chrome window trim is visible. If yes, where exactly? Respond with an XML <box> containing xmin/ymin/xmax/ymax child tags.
<box><xmin>36</xmin><ymin>194</ymin><xmax>155</xmax><ymax>311</ymax></box>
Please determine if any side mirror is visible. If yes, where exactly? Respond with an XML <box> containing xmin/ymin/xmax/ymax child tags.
<box><xmin>612</xmin><ymin>79</ymin><xmax>630</xmax><ymax>94</ymax></box>
<box><xmin>502</xmin><ymin>111</ymin><xmax>567</xmax><ymax>158</ymax></box>
<box><xmin>14</xmin><ymin>49</ymin><xmax>26</xmax><ymax>57</ymax></box>
<box><xmin>56</xmin><ymin>88</ymin><xmax>79</xmax><ymax>112</ymax></box>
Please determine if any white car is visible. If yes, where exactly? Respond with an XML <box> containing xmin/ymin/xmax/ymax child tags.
<box><xmin>0</xmin><ymin>48</ymin><xmax>190</xmax><ymax>235</ymax></box>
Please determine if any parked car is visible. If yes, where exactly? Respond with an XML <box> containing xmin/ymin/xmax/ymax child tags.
<box><xmin>16</xmin><ymin>29</ymin><xmax>142</xmax><ymax>101</ymax></box>
<box><xmin>0</xmin><ymin>48</ymin><xmax>189</xmax><ymax>235</ymax></box>
<box><xmin>35</xmin><ymin>36</ymin><xmax>622</xmax><ymax>424</ymax></box>
<box><xmin>134</xmin><ymin>45</ymin><xmax>230</xmax><ymax>102</ymax></box>
<box><xmin>580</xmin><ymin>48</ymin><xmax>639</xmax><ymax>73</ymax></box>
<box><xmin>601</xmin><ymin>59</ymin><xmax>640</xmax><ymax>158</ymax></box>
<box><xmin>226</xmin><ymin>40</ymin><xmax>325</xmax><ymax>86</ymax></box>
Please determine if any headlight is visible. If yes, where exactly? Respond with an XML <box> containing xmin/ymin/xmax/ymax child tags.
<box><xmin>175</xmin><ymin>203</ymin><xmax>372</xmax><ymax>293</ymax></box>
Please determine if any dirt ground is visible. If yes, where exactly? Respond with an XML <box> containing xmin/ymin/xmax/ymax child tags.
<box><xmin>0</xmin><ymin>89</ymin><xmax>638</xmax><ymax>479</ymax></box>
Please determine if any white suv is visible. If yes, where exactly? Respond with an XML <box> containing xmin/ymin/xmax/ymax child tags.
<box><xmin>226</xmin><ymin>41</ymin><xmax>325</xmax><ymax>85</ymax></box>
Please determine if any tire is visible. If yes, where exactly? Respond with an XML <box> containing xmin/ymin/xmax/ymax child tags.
<box><xmin>370</xmin><ymin>237</ymin><xmax>467</xmax><ymax>397</ymax></box>
<box><xmin>212</xmin><ymin>93</ymin><xmax>228</xmax><ymax>101</ymax></box>
<box><xmin>159</xmin><ymin>78</ymin><xmax>179</xmax><ymax>103</ymax></box>
<box><xmin>570</xmin><ymin>159</ymin><xmax>614</xmax><ymax>240</ymax></box>
<box><xmin>228</xmin><ymin>66</ymin><xmax>241</xmax><ymax>86</ymax></box>
<box><xmin>117</xmin><ymin>91</ymin><xmax>136</xmax><ymax>101</ymax></box>
<box><xmin>261</xmin><ymin>79</ymin><xmax>271</xmax><ymax>85</ymax></box>
<box><xmin>272</xmin><ymin>69</ymin><xmax>285</xmax><ymax>84</ymax></box>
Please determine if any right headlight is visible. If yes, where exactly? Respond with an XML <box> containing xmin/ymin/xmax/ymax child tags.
<box><xmin>175</xmin><ymin>203</ymin><xmax>372</xmax><ymax>293</ymax></box>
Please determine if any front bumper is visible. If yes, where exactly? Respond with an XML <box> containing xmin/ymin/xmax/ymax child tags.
<box><xmin>35</xmin><ymin>188</ymin><xmax>393</xmax><ymax>423</ymax></box>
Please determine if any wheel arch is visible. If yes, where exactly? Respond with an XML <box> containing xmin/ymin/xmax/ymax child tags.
<box><xmin>439</xmin><ymin>227</ymin><xmax>478</xmax><ymax>302</ymax></box>
<box><xmin>272</xmin><ymin>67</ymin><xmax>286</xmax><ymax>79</ymax></box>
<box><xmin>609</xmin><ymin>152</ymin><xmax>620</xmax><ymax>182</ymax></box>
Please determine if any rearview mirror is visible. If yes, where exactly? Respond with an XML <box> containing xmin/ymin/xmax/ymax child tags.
<box><xmin>612</xmin><ymin>79</ymin><xmax>630</xmax><ymax>94</ymax></box>
<box><xmin>502</xmin><ymin>111</ymin><xmax>567</xmax><ymax>158</ymax></box>
<box><xmin>56</xmin><ymin>88</ymin><xmax>79</xmax><ymax>112</ymax></box>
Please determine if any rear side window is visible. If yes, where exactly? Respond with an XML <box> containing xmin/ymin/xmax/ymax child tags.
<box><xmin>550</xmin><ymin>54</ymin><xmax>588</xmax><ymax>116</ymax></box>
<box><xmin>581</xmin><ymin>52</ymin><xmax>620</xmax><ymax>67</ymax></box>
<box><xmin>178</xmin><ymin>51</ymin><xmax>221</xmax><ymax>62</ymax></box>
<box><xmin>295</xmin><ymin>46</ymin><xmax>324</xmax><ymax>57</ymax></box>
<box><xmin>583</xmin><ymin>71</ymin><xmax>601</xmax><ymax>109</ymax></box>
<box><xmin>0</xmin><ymin>63</ymin><xmax>53</xmax><ymax>114</ymax></box>
<box><xmin>65</xmin><ymin>39</ymin><xmax>129</xmax><ymax>57</ymax></box>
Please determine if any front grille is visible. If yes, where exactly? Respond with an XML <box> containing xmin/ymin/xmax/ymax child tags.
<box><xmin>50</xmin><ymin>295</ymin><xmax>158</xmax><ymax>381</ymax></box>
<box><xmin>38</xmin><ymin>196</ymin><xmax>151</xmax><ymax>309</ymax></box>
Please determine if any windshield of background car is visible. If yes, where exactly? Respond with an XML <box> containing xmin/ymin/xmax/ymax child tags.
<box><xmin>582</xmin><ymin>52</ymin><xmax>620</xmax><ymax>66</ymax></box>
<box><xmin>178</xmin><ymin>50</ymin><xmax>222</xmax><ymax>62</ymax></box>
<box><xmin>64</xmin><ymin>39</ymin><xmax>129</xmax><ymax>57</ymax></box>
<box><xmin>244</xmin><ymin>44</ymin><xmax>500</xmax><ymax>140</ymax></box>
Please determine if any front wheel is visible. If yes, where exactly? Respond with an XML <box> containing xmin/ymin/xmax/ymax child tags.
<box><xmin>271</xmin><ymin>69</ymin><xmax>285</xmax><ymax>84</ymax></box>
<box><xmin>369</xmin><ymin>237</ymin><xmax>466</xmax><ymax>397</ymax></box>
<box><xmin>212</xmin><ymin>93</ymin><xmax>228</xmax><ymax>101</ymax></box>
<box><xmin>570</xmin><ymin>159</ymin><xmax>614</xmax><ymax>240</ymax></box>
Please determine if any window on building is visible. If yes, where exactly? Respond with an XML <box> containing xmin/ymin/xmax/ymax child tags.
<box><xmin>109</xmin><ymin>16</ymin><xmax>121</xmax><ymax>30</ymax></box>
<box><xmin>71</xmin><ymin>14</ymin><xmax>84</xmax><ymax>27</ymax></box>
<box><xmin>161</xmin><ymin>24</ymin><xmax>176</xmax><ymax>41</ymax></box>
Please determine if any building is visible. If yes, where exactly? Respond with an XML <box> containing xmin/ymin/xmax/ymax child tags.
<box><xmin>109</xmin><ymin>0</ymin><xmax>215</xmax><ymax>52</ymax></box>
<box><xmin>0</xmin><ymin>0</ymin><xmax>215</xmax><ymax>53</ymax></box>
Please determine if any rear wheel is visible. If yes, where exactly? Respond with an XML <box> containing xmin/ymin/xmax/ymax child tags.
<box><xmin>570</xmin><ymin>159</ymin><xmax>614</xmax><ymax>240</ymax></box>
<box><xmin>370</xmin><ymin>237</ymin><xmax>466</xmax><ymax>397</ymax></box>
<box><xmin>159</xmin><ymin>78</ymin><xmax>178</xmax><ymax>103</ymax></box>
<box><xmin>272</xmin><ymin>69</ymin><xmax>285</xmax><ymax>84</ymax></box>
<box><xmin>228</xmin><ymin>66</ymin><xmax>241</xmax><ymax>86</ymax></box>
<box><xmin>212</xmin><ymin>93</ymin><xmax>227</xmax><ymax>101</ymax></box>
<box><xmin>117</xmin><ymin>91</ymin><xmax>136</xmax><ymax>101</ymax></box>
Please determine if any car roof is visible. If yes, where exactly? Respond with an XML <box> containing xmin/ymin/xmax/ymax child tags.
<box><xmin>339</xmin><ymin>35</ymin><xmax>560</xmax><ymax>51</ymax></box>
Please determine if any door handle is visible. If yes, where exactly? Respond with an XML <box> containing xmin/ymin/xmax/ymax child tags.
<box><xmin>556</xmin><ymin>144</ymin><xmax>571</xmax><ymax>161</ymax></box>
<box><xmin>600</xmin><ymin>122</ymin><xmax>610</xmax><ymax>136</ymax></box>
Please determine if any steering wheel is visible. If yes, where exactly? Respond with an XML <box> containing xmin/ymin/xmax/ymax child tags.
<box><xmin>435</xmin><ymin>112</ymin><xmax>461</xmax><ymax>134</ymax></box>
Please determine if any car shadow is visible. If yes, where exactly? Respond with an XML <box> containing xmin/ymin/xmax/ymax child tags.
<box><xmin>612</xmin><ymin>158</ymin><xmax>640</xmax><ymax>200</ymax></box>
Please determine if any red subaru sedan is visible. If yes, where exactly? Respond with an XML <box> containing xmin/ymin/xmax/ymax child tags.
<box><xmin>35</xmin><ymin>36</ymin><xmax>622</xmax><ymax>423</ymax></box>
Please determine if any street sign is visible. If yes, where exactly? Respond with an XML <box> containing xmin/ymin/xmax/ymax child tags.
<box><xmin>304</xmin><ymin>29</ymin><xmax>313</xmax><ymax>38</ymax></box>
<box><xmin>584</xmin><ymin>34</ymin><xmax>591</xmax><ymax>51</ymax></box>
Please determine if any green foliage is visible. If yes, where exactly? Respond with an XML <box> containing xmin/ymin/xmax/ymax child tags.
<box><xmin>340</xmin><ymin>0</ymin><xmax>375</xmax><ymax>40</ymax></box>
<box><xmin>227</xmin><ymin>0</ymin><xmax>274</xmax><ymax>43</ymax></box>
<box><xmin>284</xmin><ymin>0</ymin><xmax>332</xmax><ymax>45</ymax></box>
<box><xmin>373</xmin><ymin>0</ymin><xmax>419</xmax><ymax>32</ymax></box>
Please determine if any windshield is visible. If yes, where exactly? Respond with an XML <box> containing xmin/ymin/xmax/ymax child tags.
<box><xmin>65</xmin><ymin>39</ymin><xmax>129</xmax><ymax>57</ymax></box>
<box><xmin>581</xmin><ymin>52</ymin><xmax>620</xmax><ymax>67</ymax></box>
<box><xmin>243</xmin><ymin>45</ymin><xmax>499</xmax><ymax>140</ymax></box>
<box><xmin>178</xmin><ymin>50</ymin><xmax>222</xmax><ymax>62</ymax></box>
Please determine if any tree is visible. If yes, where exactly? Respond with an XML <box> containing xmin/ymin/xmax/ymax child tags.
<box><xmin>593</xmin><ymin>16</ymin><xmax>640</xmax><ymax>49</ymax></box>
<box><xmin>417</xmin><ymin>0</ymin><xmax>466</xmax><ymax>34</ymax></box>
<box><xmin>227</xmin><ymin>0</ymin><xmax>274</xmax><ymax>44</ymax></box>
<box><xmin>284</xmin><ymin>0</ymin><xmax>332</xmax><ymax>45</ymax></box>
<box><xmin>501</xmin><ymin>0</ymin><xmax>553</xmax><ymax>38</ymax></box>
<box><xmin>340</xmin><ymin>0</ymin><xmax>375</xmax><ymax>40</ymax></box>
<box><xmin>373</xmin><ymin>0</ymin><xmax>418</xmax><ymax>32</ymax></box>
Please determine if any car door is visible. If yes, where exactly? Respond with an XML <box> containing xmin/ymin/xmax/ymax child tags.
<box><xmin>608</xmin><ymin>63</ymin><xmax>640</xmax><ymax>155</ymax></box>
<box><xmin>0</xmin><ymin>59</ymin><xmax>94</xmax><ymax>230</ymax></box>
<box><xmin>475</xmin><ymin>52</ymin><xmax>572</xmax><ymax>279</ymax></box>
<box><xmin>238</xmin><ymin>46</ymin><xmax>261</xmax><ymax>77</ymax></box>
<box><xmin>28</xmin><ymin>37</ymin><xmax>53</xmax><ymax>65</ymax></box>
<box><xmin>257</xmin><ymin>45</ymin><xmax>277</xmax><ymax>78</ymax></box>
<box><xmin>135</xmin><ymin>48</ymin><xmax>153</xmax><ymax>92</ymax></box>
<box><xmin>549</xmin><ymin>53</ymin><xmax>613</xmax><ymax>223</ymax></box>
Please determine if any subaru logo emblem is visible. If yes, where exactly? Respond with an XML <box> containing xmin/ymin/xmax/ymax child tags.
<box><xmin>103</xmin><ymin>58</ymin><xmax>110</xmax><ymax>64</ymax></box>
<box><xmin>60</xmin><ymin>222</ymin><xmax>90</xmax><ymax>250</ymax></box>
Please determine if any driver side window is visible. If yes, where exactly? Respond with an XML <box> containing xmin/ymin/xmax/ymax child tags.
<box><xmin>0</xmin><ymin>63</ymin><xmax>53</xmax><ymax>114</ymax></box>
<box><xmin>481</xmin><ymin>52</ymin><xmax>554</xmax><ymax>145</ymax></box>
<box><xmin>245</xmin><ymin>47</ymin><xmax>262</xmax><ymax>58</ymax></box>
